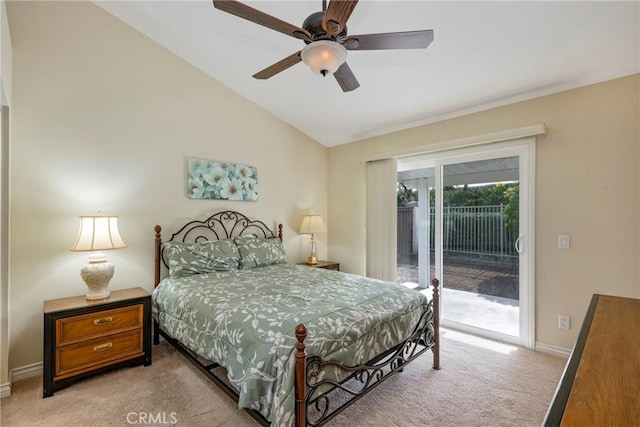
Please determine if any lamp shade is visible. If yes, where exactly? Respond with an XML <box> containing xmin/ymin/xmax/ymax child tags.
<box><xmin>301</xmin><ymin>40</ymin><xmax>348</xmax><ymax>76</ymax></box>
<box><xmin>298</xmin><ymin>215</ymin><xmax>327</xmax><ymax>235</ymax></box>
<box><xmin>70</xmin><ymin>215</ymin><xmax>127</xmax><ymax>252</ymax></box>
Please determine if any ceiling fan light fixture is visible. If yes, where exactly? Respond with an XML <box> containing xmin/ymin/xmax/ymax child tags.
<box><xmin>301</xmin><ymin>40</ymin><xmax>347</xmax><ymax>76</ymax></box>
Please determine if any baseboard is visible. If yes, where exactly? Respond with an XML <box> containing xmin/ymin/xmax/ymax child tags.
<box><xmin>535</xmin><ymin>341</ymin><xmax>571</xmax><ymax>358</ymax></box>
<box><xmin>11</xmin><ymin>361</ymin><xmax>43</xmax><ymax>383</ymax></box>
<box><xmin>0</xmin><ymin>382</ymin><xmax>10</xmax><ymax>398</ymax></box>
<box><xmin>0</xmin><ymin>362</ymin><xmax>44</xmax><ymax>397</ymax></box>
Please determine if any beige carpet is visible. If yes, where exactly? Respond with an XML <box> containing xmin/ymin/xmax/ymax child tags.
<box><xmin>0</xmin><ymin>329</ymin><xmax>566</xmax><ymax>427</ymax></box>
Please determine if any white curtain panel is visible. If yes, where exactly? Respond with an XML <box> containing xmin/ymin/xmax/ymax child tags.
<box><xmin>365</xmin><ymin>158</ymin><xmax>398</xmax><ymax>282</ymax></box>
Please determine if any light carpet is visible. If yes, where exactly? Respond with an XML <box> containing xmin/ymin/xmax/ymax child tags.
<box><xmin>0</xmin><ymin>329</ymin><xmax>566</xmax><ymax>427</ymax></box>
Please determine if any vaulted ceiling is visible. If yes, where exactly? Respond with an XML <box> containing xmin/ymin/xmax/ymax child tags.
<box><xmin>95</xmin><ymin>1</ymin><xmax>640</xmax><ymax>147</ymax></box>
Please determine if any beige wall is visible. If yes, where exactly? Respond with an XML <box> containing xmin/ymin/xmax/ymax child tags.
<box><xmin>328</xmin><ymin>74</ymin><xmax>640</xmax><ymax>350</ymax></box>
<box><xmin>5</xmin><ymin>0</ymin><xmax>639</xmax><ymax>375</ymax></box>
<box><xmin>1</xmin><ymin>0</ymin><xmax>12</xmax><ymax>391</ymax></box>
<box><xmin>1</xmin><ymin>0</ymin><xmax>11</xmax><ymax>104</ymax></box>
<box><xmin>6</xmin><ymin>1</ymin><xmax>327</xmax><ymax>371</ymax></box>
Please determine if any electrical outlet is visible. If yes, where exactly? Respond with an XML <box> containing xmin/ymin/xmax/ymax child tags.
<box><xmin>558</xmin><ymin>314</ymin><xmax>571</xmax><ymax>330</ymax></box>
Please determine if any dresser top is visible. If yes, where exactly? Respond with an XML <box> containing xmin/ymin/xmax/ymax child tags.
<box><xmin>561</xmin><ymin>294</ymin><xmax>640</xmax><ymax>425</ymax></box>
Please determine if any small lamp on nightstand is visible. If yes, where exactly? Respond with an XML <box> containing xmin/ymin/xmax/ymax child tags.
<box><xmin>70</xmin><ymin>214</ymin><xmax>127</xmax><ymax>300</ymax></box>
<box><xmin>298</xmin><ymin>214</ymin><xmax>326</xmax><ymax>265</ymax></box>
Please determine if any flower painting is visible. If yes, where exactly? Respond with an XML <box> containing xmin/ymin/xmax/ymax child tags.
<box><xmin>188</xmin><ymin>158</ymin><xmax>258</xmax><ymax>201</ymax></box>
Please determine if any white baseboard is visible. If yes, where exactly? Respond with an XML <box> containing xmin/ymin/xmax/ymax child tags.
<box><xmin>0</xmin><ymin>382</ymin><xmax>10</xmax><ymax>398</ymax></box>
<box><xmin>535</xmin><ymin>341</ymin><xmax>571</xmax><ymax>358</ymax></box>
<box><xmin>11</xmin><ymin>361</ymin><xmax>42</xmax><ymax>383</ymax></box>
<box><xmin>0</xmin><ymin>362</ymin><xmax>43</xmax><ymax>398</ymax></box>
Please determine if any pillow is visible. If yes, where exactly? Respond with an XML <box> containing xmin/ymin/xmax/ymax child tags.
<box><xmin>234</xmin><ymin>235</ymin><xmax>287</xmax><ymax>269</ymax></box>
<box><xmin>164</xmin><ymin>239</ymin><xmax>240</xmax><ymax>278</ymax></box>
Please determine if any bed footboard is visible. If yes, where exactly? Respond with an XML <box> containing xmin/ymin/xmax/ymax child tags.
<box><xmin>295</xmin><ymin>325</ymin><xmax>308</xmax><ymax>427</ymax></box>
<box><xmin>294</xmin><ymin>278</ymin><xmax>440</xmax><ymax>426</ymax></box>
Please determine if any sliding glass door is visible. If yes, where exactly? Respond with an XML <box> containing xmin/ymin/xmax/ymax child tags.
<box><xmin>397</xmin><ymin>140</ymin><xmax>534</xmax><ymax>347</ymax></box>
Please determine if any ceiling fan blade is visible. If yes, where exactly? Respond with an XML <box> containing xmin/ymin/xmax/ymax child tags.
<box><xmin>323</xmin><ymin>0</ymin><xmax>359</xmax><ymax>37</ymax></box>
<box><xmin>253</xmin><ymin>51</ymin><xmax>302</xmax><ymax>80</ymax></box>
<box><xmin>213</xmin><ymin>0</ymin><xmax>311</xmax><ymax>42</ymax></box>
<box><xmin>334</xmin><ymin>62</ymin><xmax>360</xmax><ymax>92</ymax></box>
<box><xmin>343</xmin><ymin>30</ymin><xmax>434</xmax><ymax>50</ymax></box>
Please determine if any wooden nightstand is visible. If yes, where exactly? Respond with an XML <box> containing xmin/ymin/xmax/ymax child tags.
<box><xmin>43</xmin><ymin>287</ymin><xmax>152</xmax><ymax>398</ymax></box>
<box><xmin>298</xmin><ymin>260</ymin><xmax>340</xmax><ymax>271</ymax></box>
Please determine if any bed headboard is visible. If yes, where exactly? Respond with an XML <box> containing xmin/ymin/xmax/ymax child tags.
<box><xmin>154</xmin><ymin>210</ymin><xmax>283</xmax><ymax>287</ymax></box>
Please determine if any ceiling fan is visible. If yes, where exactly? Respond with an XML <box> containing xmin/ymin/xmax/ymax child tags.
<box><xmin>212</xmin><ymin>0</ymin><xmax>434</xmax><ymax>92</ymax></box>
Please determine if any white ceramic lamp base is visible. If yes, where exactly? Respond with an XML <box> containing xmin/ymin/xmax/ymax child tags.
<box><xmin>80</xmin><ymin>253</ymin><xmax>114</xmax><ymax>300</ymax></box>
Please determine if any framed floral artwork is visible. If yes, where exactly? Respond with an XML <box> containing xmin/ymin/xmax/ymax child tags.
<box><xmin>187</xmin><ymin>158</ymin><xmax>258</xmax><ymax>201</ymax></box>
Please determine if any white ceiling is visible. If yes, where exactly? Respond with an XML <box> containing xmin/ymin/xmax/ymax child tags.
<box><xmin>95</xmin><ymin>1</ymin><xmax>640</xmax><ymax>147</ymax></box>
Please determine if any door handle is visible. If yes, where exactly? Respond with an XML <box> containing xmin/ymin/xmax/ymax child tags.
<box><xmin>515</xmin><ymin>235</ymin><xmax>525</xmax><ymax>254</ymax></box>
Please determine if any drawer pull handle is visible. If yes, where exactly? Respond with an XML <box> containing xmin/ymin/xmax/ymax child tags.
<box><xmin>94</xmin><ymin>317</ymin><xmax>113</xmax><ymax>325</ymax></box>
<box><xmin>93</xmin><ymin>342</ymin><xmax>113</xmax><ymax>352</ymax></box>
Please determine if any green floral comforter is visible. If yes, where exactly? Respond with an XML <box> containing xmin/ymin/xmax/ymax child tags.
<box><xmin>152</xmin><ymin>263</ymin><xmax>430</xmax><ymax>426</ymax></box>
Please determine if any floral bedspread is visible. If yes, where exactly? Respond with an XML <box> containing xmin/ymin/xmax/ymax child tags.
<box><xmin>152</xmin><ymin>263</ymin><xmax>430</xmax><ymax>426</ymax></box>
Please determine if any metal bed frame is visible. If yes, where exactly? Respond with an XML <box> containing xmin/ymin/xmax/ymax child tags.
<box><xmin>152</xmin><ymin>210</ymin><xmax>440</xmax><ymax>426</ymax></box>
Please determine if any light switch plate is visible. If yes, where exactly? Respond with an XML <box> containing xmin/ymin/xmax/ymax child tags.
<box><xmin>558</xmin><ymin>234</ymin><xmax>570</xmax><ymax>249</ymax></box>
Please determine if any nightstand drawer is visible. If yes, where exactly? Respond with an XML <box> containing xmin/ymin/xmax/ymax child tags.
<box><xmin>55</xmin><ymin>329</ymin><xmax>143</xmax><ymax>379</ymax></box>
<box><xmin>56</xmin><ymin>304</ymin><xmax>143</xmax><ymax>346</ymax></box>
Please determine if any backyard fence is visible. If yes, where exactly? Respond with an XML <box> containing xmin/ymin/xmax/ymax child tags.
<box><xmin>398</xmin><ymin>205</ymin><xmax>518</xmax><ymax>259</ymax></box>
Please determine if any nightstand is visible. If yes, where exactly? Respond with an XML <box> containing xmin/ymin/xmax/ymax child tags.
<box><xmin>43</xmin><ymin>287</ymin><xmax>152</xmax><ymax>398</ymax></box>
<box><xmin>298</xmin><ymin>260</ymin><xmax>340</xmax><ymax>271</ymax></box>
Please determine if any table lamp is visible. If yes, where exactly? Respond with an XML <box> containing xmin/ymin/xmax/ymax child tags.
<box><xmin>298</xmin><ymin>214</ymin><xmax>326</xmax><ymax>265</ymax></box>
<box><xmin>70</xmin><ymin>214</ymin><xmax>127</xmax><ymax>300</ymax></box>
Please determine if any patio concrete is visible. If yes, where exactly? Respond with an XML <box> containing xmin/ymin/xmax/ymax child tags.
<box><xmin>401</xmin><ymin>283</ymin><xmax>519</xmax><ymax>337</ymax></box>
<box><xmin>399</xmin><ymin>257</ymin><xmax>520</xmax><ymax>337</ymax></box>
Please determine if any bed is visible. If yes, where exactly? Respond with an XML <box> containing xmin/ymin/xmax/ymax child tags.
<box><xmin>152</xmin><ymin>211</ymin><xmax>440</xmax><ymax>426</ymax></box>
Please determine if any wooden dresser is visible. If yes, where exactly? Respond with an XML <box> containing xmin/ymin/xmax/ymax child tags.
<box><xmin>544</xmin><ymin>294</ymin><xmax>640</xmax><ymax>426</ymax></box>
<box><xmin>43</xmin><ymin>287</ymin><xmax>152</xmax><ymax>397</ymax></box>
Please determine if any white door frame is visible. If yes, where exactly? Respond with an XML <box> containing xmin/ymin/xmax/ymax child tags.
<box><xmin>399</xmin><ymin>138</ymin><xmax>535</xmax><ymax>348</ymax></box>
